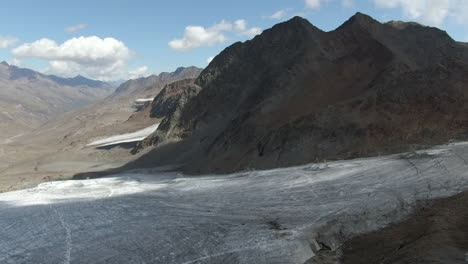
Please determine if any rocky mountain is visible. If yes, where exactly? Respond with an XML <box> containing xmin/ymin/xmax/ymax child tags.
<box><xmin>149</xmin><ymin>78</ymin><xmax>198</xmax><ymax>118</ymax></box>
<box><xmin>135</xmin><ymin>13</ymin><xmax>468</xmax><ymax>174</ymax></box>
<box><xmin>0</xmin><ymin>62</ymin><xmax>114</xmax><ymax>138</ymax></box>
<box><xmin>47</xmin><ymin>74</ymin><xmax>111</xmax><ymax>89</ymax></box>
<box><xmin>113</xmin><ymin>66</ymin><xmax>202</xmax><ymax>97</ymax></box>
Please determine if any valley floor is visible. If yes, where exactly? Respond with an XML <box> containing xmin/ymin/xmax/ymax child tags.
<box><xmin>2</xmin><ymin>141</ymin><xmax>468</xmax><ymax>263</ymax></box>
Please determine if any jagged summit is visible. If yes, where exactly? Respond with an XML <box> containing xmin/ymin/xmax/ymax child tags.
<box><xmin>268</xmin><ymin>15</ymin><xmax>320</xmax><ymax>34</ymax></box>
<box><xmin>283</xmin><ymin>15</ymin><xmax>311</xmax><ymax>26</ymax></box>
<box><xmin>336</xmin><ymin>12</ymin><xmax>381</xmax><ymax>30</ymax></box>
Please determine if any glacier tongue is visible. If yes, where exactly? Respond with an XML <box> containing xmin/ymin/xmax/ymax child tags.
<box><xmin>2</xmin><ymin>142</ymin><xmax>468</xmax><ymax>263</ymax></box>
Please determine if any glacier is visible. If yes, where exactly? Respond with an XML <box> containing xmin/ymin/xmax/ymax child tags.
<box><xmin>2</xmin><ymin>142</ymin><xmax>468</xmax><ymax>263</ymax></box>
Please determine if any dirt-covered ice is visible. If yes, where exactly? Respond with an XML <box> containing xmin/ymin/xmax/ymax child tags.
<box><xmin>2</xmin><ymin>142</ymin><xmax>468</xmax><ymax>263</ymax></box>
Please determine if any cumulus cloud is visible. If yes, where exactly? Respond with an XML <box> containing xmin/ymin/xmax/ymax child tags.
<box><xmin>128</xmin><ymin>66</ymin><xmax>149</xmax><ymax>78</ymax></box>
<box><xmin>168</xmin><ymin>25</ymin><xmax>228</xmax><ymax>51</ymax></box>
<box><xmin>0</xmin><ymin>35</ymin><xmax>18</xmax><ymax>49</ymax></box>
<box><xmin>12</xmin><ymin>36</ymin><xmax>132</xmax><ymax>64</ymax></box>
<box><xmin>305</xmin><ymin>0</ymin><xmax>321</xmax><ymax>9</ymax></box>
<box><xmin>374</xmin><ymin>0</ymin><xmax>468</xmax><ymax>26</ymax></box>
<box><xmin>65</xmin><ymin>23</ymin><xmax>87</xmax><ymax>32</ymax></box>
<box><xmin>265</xmin><ymin>8</ymin><xmax>293</xmax><ymax>20</ymax></box>
<box><xmin>234</xmin><ymin>19</ymin><xmax>247</xmax><ymax>31</ymax></box>
<box><xmin>169</xmin><ymin>19</ymin><xmax>262</xmax><ymax>51</ymax></box>
<box><xmin>11</xmin><ymin>36</ymin><xmax>147</xmax><ymax>81</ymax></box>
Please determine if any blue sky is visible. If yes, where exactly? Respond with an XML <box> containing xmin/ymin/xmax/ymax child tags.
<box><xmin>0</xmin><ymin>0</ymin><xmax>467</xmax><ymax>81</ymax></box>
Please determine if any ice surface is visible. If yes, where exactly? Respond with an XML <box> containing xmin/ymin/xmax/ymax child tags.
<box><xmin>2</xmin><ymin>142</ymin><xmax>468</xmax><ymax>263</ymax></box>
<box><xmin>85</xmin><ymin>123</ymin><xmax>159</xmax><ymax>147</ymax></box>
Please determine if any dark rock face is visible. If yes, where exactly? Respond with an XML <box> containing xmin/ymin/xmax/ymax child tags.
<box><xmin>149</xmin><ymin>79</ymin><xmax>197</xmax><ymax>119</ymax></box>
<box><xmin>132</xmin><ymin>79</ymin><xmax>201</xmax><ymax>153</ymax></box>
<box><xmin>139</xmin><ymin>13</ymin><xmax>468</xmax><ymax>173</ymax></box>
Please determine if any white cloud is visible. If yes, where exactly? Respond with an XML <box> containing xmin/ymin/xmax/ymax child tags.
<box><xmin>7</xmin><ymin>58</ymin><xmax>21</xmax><ymax>67</ymax></box>
<box><xmin>265</xmin><ymin>8</ymin><xmax>293</xmax><ymax>20</ymax></box>
<box><xmin>65</xmin><ymin>23</ymin><xmax>87</xmax><ymax>32</ymax></box>
<box><xmin>12</xmin><ymin>36</ymin><xmax>132</xmax><ymax>64</ymax></box>
<box><xmin>373</xmin><ymin>0</ymin><xmax>468</xmax><ymax>26</ymax></box>
<box><xmin>234</xmin><ymin>20</ymin><xmax>247</xmax><ymax>31</ymax></box>
<box><xmin>207</xmin><ymin>56</ymin><xmax>214</xmax><ymax>63</ymax></box>
<box><xmin>0</xmin><ymin>35</ymin><xmax>18</xmax><ymax>49</ymax></box>
<box><xmin>168</xmin><ymin>25</ymin><xmax>228</xmax><ymax>51</ymax></box>
<box><xmin>211</xmin><ymin>20</ymin><xmax>233</xmax><ymax>31</ymax></box>
<box><xmin>305</xmin><ymin>0</ymin><xmax>321</xmax><ymax>9</ymax></box>
<box><xmin>169</xmin><ymin>19</ymin><xmax>262</xmax><ymax>51</ymax></box>
<box><xmin>342</xmin><ymin>0</ymin><xmax>353</xmax><ymax>8</ymax></box>
<box><xmin>128</xmin><ymin>66</ymin><xmax>149</xmax><ymax>78</ymax></box>
<box><xmin>12</xmin><ymin>36</ymin><xmax>147</xmax><ymax>81</ymax></box>
<box><xmin>240</xmin><ymin>27</ymin><xmax>263</xmax><ymax>38</ymax></box>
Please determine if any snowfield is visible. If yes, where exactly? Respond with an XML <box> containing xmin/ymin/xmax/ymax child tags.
<box><xmin>2</xmin><ymin>142</ymin><xmax>468</xmax><ymax>263</ymax></box>
<box><xmin>85</xmin><ymin>123</ymin><xmax>159</xmax><ymax>147</ymax></box>
<box><xmin>135</xmin><ymin>98</ymin><xmax>154</xmax><ymax>103</ymax></box>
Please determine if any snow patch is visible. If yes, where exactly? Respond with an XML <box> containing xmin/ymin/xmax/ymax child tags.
<box><xmin>85</xmin><ymin>123</ymin><xmax>159</xmax><ymax>147</ymax></box>
<box><xmin>135</xmin><ymin>98</ymin><xmax>154</xmax><ymax>103</ymax></box>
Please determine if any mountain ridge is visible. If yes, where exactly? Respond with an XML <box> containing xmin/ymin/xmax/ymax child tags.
<box><xmin>0</xmin><ymin>61</ymin><xmax>112</xmax><ymax>89</ymax></box>
<box><xmin>113</xmin><ymin>66</ymin><xmax>203</xmax><ymax>96</ymax></box>
<box><xmin>131</xmin><ymin>12</ymin><xmax>468</xmax><ymax>174</ymax></box>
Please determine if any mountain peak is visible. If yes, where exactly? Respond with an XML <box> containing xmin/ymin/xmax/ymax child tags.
<box><xmin>287</xmin><ymin>16</ymin><xmax>309</xmax><ymax>23</ymax></box>
<box><xmin>174</xmin><ymin>67</ymin><xmax>186</xmax><ymax>74</ymax></box>
<box><xmin>338</xmin><ymin>12</ymin><xmax>380</xmax><ymax>30</ymax></box>
<box><xmin>279</xmin><ymin>16</ymin><xmax>314</xmax><ymax>30</ymax></box>
<box><xmin>0</xmin><ymin>61</ymin><xmax>9</xmax><ymax>66</ymax></box>
<box><xmin>73</xmin><ymin>75</ymin><xmax>86</xmax><ymax>79</ymax></box>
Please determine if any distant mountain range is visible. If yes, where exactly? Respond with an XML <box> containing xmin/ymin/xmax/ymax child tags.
<box><xmin>0</xmin><ymin>61</ymin><xmax>112</xmax><ymax>89</ymax></box>
<box><xmin>0</xmin><ymin>61</ymin><xmax>114</xmax><ymax>138</ymax></box>
<box><xmin>133</xmin><ymin>13</ymin><xmax>468</xmax><ymax>174</ymax></box>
